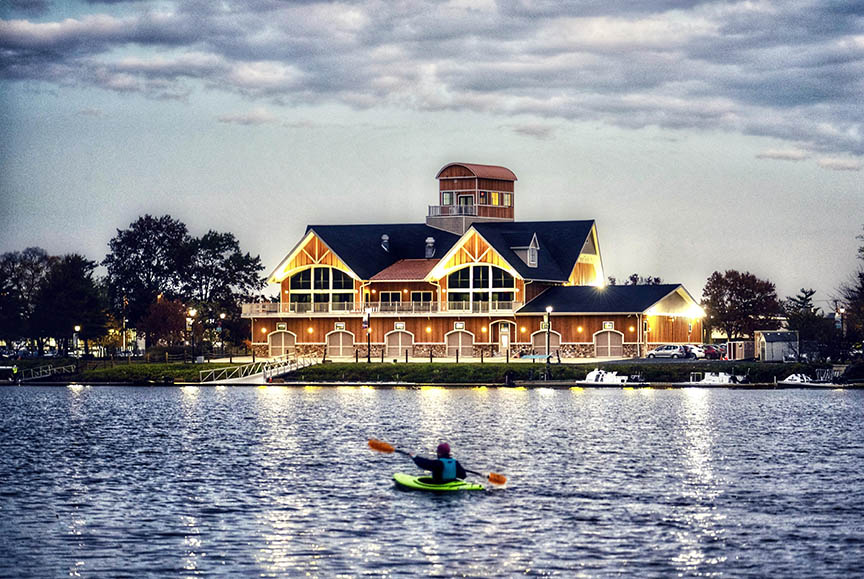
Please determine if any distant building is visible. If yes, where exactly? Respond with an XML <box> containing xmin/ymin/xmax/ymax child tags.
<box><xmin>755</xmin><ymin>330</ymin><xmax>799</xmax><ymax>362</ymax></box>
<box><xmin>242</xmin><ymin>162</ymin><xmax>704</xmax><ymax>359</ymax></box>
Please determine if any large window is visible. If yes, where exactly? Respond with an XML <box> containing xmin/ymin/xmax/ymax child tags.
<box><xmin>287</xmin><ymin>267</ymin><xmax>354</xmax><ymax>312</ymax></box>
<box><xmin>446</xmin><ymin>265</ymin><xmax>516</xmax><ymax>312</ymax></box>
<box><xmin>442</xmin><ymin>192</ymin><xmax>453</xmax><ymax>205</ymax></box>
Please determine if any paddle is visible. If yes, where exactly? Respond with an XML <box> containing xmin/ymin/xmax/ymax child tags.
<box><xmin>368</xmin><ymin>438</ymin><xmax>507</xmax><ymax>485</ymax></box>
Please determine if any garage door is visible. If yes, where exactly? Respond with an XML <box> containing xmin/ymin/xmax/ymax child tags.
<box><xmin>531</xmin><ymin>331</ymin><xmax>560</xmax><ymax>355</ymax></box>
<box><xmin>385</xmin><ymin>331</ymin><xmax>413</xmax><ymax>358</ymax></box>
<box><xmin>326</xmin><ymin>331</ymin><xmax>354</xmax><ymax>358</ymax></box>
<box><xmin>446</xmin><ymin>331</ymin><xmax>473</xmax><ymax>358</ymax></box>
<box><xmin>594</xmin><ymin>330</ymin><xmax>624</xmax><ymax>357</ymax></box>
<box><xmin>268</xmin><ymin>331</ymin><xmax>295</xmax><ymax>358</ymax></box>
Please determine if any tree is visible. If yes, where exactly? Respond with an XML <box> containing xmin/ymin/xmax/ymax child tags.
<box><xmin>838</xmin><ymin>225</ymin><xmax>864</xmax><ymax>346</ymax></box>
<box><xmin>103</xmin><ymin>215</ymin><xmax>191</xmax><ymax>329</ymax></box>
<box><xmin>701</xmin><ymin>270</ymin><xmax>782</xmax><ymax>340</ymax></box>
<box><xmin>138</xmin><ymin>299</ymin><xmax>187</xmax><ymax>346</ymax></box>
<box><xmin>30</xmin><ymin>255</ymin><xmax>107</xmax><ymax>355</ymax></box>
<box><xmin>607</xmin><ymin>273</ymin><xmax>664</xmax><ymax>286</ymax></box>
<box><xmin>0</xmin><ymin>247</ymin><xmax>57</xmax><ymax>345</ymax></box>
<box><xmin>181</xmin><ymin>230</ymin><xmax>265</xmax><ymax>307</ymax></box>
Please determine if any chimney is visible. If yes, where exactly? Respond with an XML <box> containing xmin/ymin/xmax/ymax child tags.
<box><xmin>381</xmin><ymin>234</ymin><xmax>390</xmax><ymax>252</ymax></box>
<box><xmin>425</xmin><ymin>237</ymin><xmax>436</xmax><ymax>258</ymax></box>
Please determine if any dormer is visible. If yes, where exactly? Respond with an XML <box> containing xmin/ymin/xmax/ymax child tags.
<box><xmin>511</xmin><ymin>233</ymin><xmax>540</xmax><ymax>268</ymax></box>
<box><xmin>427</xmin><ymin>162</ymin><xmax>516</xmax><ymax>235</ymax></box>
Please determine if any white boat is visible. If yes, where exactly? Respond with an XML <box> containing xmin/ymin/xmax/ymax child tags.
<box><xmin>695</xmin><ymin>372</ymin><xmax>749</xmax><ymax>385</ymax></box>
<box><xmin>577</xmin><ymin>369</ymin><xmax>629</xmax><ymax>384</ymax></box>
<box><xmin>778</xmin><ymin>373</ymin><xmax>846</xmax><ymax>388</ymax></box>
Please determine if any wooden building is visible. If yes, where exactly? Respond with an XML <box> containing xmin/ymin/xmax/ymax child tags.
<box><xmin>242</xmin><ymin>162</ymin><xmax>704</xmax><ymax>359</ymax></box>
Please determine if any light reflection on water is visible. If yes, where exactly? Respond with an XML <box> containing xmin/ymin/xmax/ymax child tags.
<box><xmin>0</xmin><ymin>386</ymin><xmax>862</xmax><ymax>577</ymax></box>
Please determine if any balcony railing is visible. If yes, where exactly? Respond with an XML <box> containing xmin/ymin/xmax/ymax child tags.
<box><xmin>241</xmin><ymin>300</ymin><xmax>523</xmax><ymax>317</ymax></box>
<box><xmin>428</xmin><ymin>204</ymin><xmax>477</xmax><ymax>217</ymax></box>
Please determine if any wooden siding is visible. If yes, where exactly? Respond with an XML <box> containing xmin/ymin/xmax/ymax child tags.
<box><xmin>438</xmin><ymin>166</ymin><xmax>476</xmax><ymax>179</ymax></box>
<box><xmin>645</xmin><ymin>316</ymin><xmax>703</xmax><ymax>344</ymax></box>
<box><xmin>524</xmin><ymin>281</ymin><xmax>556</xmax><ymax>303</ymax></box>
<box><xmin>568</xmin><ymin>262</ymin><xmax>597</xmax><ymax>286</ymax></box>
<box><xmin>440</xmin><ymin>178</ymin><xmax>478</xmax><ymax>190</ymax></box>
<box><xmin>440</xmin><ymin>231</ymin><xmax>515</xmax><ymax>272</ymax></box>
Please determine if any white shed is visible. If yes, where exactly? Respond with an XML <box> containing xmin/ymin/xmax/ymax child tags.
<box><xmin>755</xmin><ymin>331</ymin><xmax>798</xmax><ymax>362</ymax></box>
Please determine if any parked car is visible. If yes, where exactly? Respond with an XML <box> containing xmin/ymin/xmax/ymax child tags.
<box><xmin>646</xmin><ymin>345</ymin><xmax>687</xmax><ymax>359</ymax></box>
<box><xmin>685</xmin><ymin>345</ymin><xmax>705</xmax><ymax>359</ymax></box>
<box><xmin>703</xmin><ymin>345</ymin><xmax>722</xmax><ymax>359</ymax></box>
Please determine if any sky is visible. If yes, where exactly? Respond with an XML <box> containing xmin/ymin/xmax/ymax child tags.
<box><xmin>1</xmin><ymin>0</ymin><xmax>862</xmax><ymax>311</ymax></box>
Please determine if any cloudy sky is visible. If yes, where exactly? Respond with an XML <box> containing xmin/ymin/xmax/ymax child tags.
<box><xmin>1</xmin><ymin>0</ymin><xmax>862</xmax><ymax>308</ymax></box>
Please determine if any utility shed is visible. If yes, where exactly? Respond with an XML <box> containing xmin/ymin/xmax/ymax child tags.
<box><xmin>755</xmin><ymin>330</ymin><xmax>799</xmax><ymax>362</ymax></box>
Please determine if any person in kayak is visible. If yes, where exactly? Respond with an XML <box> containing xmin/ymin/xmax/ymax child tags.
<box><xmin>408</xmin><ymin>442</ymin><xmax>467</xmax><ymax>483</ymax></box>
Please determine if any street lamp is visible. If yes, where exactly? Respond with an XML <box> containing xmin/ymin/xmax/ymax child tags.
<box><xmin>187</xmin><ymin>308</ymin><xmax>197</xmax><ymax>358</ymax></box>
<box><xmin>544</xmin><ymin>306</ymin><xmax>553</xmax><ymax>379</ymax></box>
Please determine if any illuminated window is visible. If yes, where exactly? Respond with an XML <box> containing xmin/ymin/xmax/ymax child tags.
<box><xmin>504</xmin><ymin>193</ymin><xmax>512</xmax><ymax>206</ymax></box>
<box><xmin>491</xmin><ymin>192</ymin><xmax>499</xmax><ymax>205</ymax></box>
<box><xmin>442</xmin><ymin>192</ymin><xmax>453</xmax><ymax>205</ymax></box>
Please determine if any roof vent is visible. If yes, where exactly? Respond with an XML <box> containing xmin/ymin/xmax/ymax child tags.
<box><xmin>425</xmin><ymin>236</ymin><xmax>436</xmax><ymax>258</ymax></box>
<box><xmin>381</xmin><ymin>234</ymin><xmax>390</xmax><ymax>252</ymax></box>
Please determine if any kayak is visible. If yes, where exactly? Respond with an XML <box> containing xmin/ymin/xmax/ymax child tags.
<box><xmin>393</xmin><ymin>472</ymin><xmax>485</xmax><ymax>491</ymax></box>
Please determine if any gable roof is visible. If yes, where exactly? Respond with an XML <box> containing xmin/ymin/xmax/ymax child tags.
<box><xmin>760</xmin><ymin>331</ymin><xmax>798</xmax><ymax>343</ymax></box>
<box><xmin>436</xmin><ymin>162</ymin><xmax>517</xmax><ymax>181</ymax></box>
<box><xmin>371</xmin><ymin>259</ymin><xmax>439</xmax><ymax>281</ymax></box>
<box><xmin>517</xmin><ymin>284</ymin><xmax>689</xmax><ymax>314</ymax></box>
<box><xmin>307</xmin><ymin>224</ymin><xmax>459</xmax><ymax>281</ymax></box>
<box><xmin>472</xmin><ymin>220</ymin><xmax>595</xmax><ymax>282</ymax></box>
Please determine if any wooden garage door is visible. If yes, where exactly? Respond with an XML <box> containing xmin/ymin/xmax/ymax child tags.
<box><xmin>531</xmin><ymin>331</ymin><xmax>560</xmax><ymax>355</ymax></box>
<box><xmin>385</xmin><ymin>331</ymin><xmax>413</xmax><ymax>358</ymax></box>
<box><xmin>446</xmin><ymin>331</ymin><xmax>473</xmax><ymax>358</ymax></box>
<box><xmin>594</xmin><ymin>330</ymin><xmax>624</xmax><ymax>357</ymax></box>
<box><xmin>326</xmin><ymin>331</ymin><xmax>354</xmax><ymax>358</ymax></box>
<box><xmin>268</xmin><ymin>331</ymin><xmax>295</xmax><ymax>358</ymax></box>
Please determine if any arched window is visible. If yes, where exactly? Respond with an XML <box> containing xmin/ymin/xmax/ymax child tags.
<box><xmin>288</xmin><ymin>267</ymin><xmax>355</xmax><ymax>312</ymax></box>
<box><xmin>447</xmin><ymin>265</ymin><xmax>516</xmax><ymax>313</ymax></box>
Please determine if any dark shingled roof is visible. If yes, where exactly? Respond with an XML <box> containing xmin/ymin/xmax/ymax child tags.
<box><xmin>307</xmin><ymin>224</ymin><xmax>459</xmax><ymax>280</ymax></box>
<box><xmin>761</xmin><ymin>331</ymin><xmax>798</xmax><ymax>342</ymax></box>
<box><xmin>517</xmin><ymin>284</ymin><xmax>685</xmax><ymax>314</ymax></box>
<box><xmin>472</xmin><ymin>220</ymin><xmax>596</xmax><ymax>282</ymax></box>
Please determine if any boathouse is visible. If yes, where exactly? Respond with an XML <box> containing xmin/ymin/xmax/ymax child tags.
<box><xmin>242</xmin><ymin>162</ymin><xmax>704</xmax><ymax>359</ymax></box>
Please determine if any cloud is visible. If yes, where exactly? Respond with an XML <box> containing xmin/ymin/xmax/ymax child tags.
<box><xmin>217</xmin><ymin>107</ymin><xmax>280</xmax><ymax>125</ymax></box>
<box><xmin>816</xmin><ymin>157</ymin><xmax>862</xmax><ymax>171</ymax></box>
<box><xmin>756</xmin><ymin>149</ymin><xmax>810</xmax><ymax>161</ymax></box>
<box><xmin>1</xmin><ymin>0</ymin><xmax>862</xmax><ymax>157</ymax></box>
<box><xmin>76</xmin><ymin>107</ymin><xmax>105</xmax><ymax>117</ymax></box>
<box><xmin>507</xmin><ymin>124</ymin><xmax>556</xmax><ymax>140</ymax></box>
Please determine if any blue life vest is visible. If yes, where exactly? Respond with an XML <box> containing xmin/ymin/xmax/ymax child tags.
<box><xmin>439</xmin><ymin>458</ymin><xmax>457</xmax><ymax>481</ymax></box>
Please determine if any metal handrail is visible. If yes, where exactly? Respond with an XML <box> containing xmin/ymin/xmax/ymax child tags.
<box><xmin>21</xmin><ymin>364</ymin><xmax>77</xmax><ymax>381</ymax></box>
<box><xmin>242</xmin><ymin>300</ymin><xmax>523</xmax><ymax>316</ymax></box>
<box><xmin>199</xmin><ymin>354</ymin><xmax>318</xmax><ymax>383</ymax></box>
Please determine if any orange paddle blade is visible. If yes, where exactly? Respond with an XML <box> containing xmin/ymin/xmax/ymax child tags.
<box><xmin>487</xmin><ymin>473</ymin><xmax>507</xmax><ymax>485</ymax></box>
<box><xmin>368</xmin><ymin>439</ymin><xmax>395</xmax><ymax>453</ymax></box>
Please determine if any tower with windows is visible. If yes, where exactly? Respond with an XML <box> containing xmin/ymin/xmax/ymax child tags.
<box><xmin>426</xmin><ymin>162</ymin><xmax>516</xmax><ymax>234</ymax></box>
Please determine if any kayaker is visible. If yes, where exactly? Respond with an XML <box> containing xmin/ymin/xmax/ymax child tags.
<box><xmin>408</xmin><ymin>442</ymin><xmax>467</xmax><ymax>483</ymax></box>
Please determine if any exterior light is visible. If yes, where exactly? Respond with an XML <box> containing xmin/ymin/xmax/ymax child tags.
<box><xmin>629</xmin><ymin>326</ymin><xmax>635</xmax><ymax>332</ymax></box>
<box><xmin>520</xmin><ymin>327</ymin><xmax>526</xmax><ymax>333</ymax></box>
<box><xmin>403</xmin><ymin>289</ymin><xmax>408</xmax><ymax>293</ymax></box>
<box><xmin>577</xmin><ymin>326</ymin><xmax>583</xmax><ymax>333</ymax></box>
<box><xmin>188</xmin><ymin>308</ymin><xmax>197</xmax><ymax>317</ymax></box>
<box><xmin>220</xmin><ymin>313</ymin><xmax>226</xmax><ymax>319</ymax></box>
<box><xmin>426</xmin><ymin>326</ymin><xmax>432</xmax><ymax>333</ymax></box>
<box><xmin>482</xmin><ymin>327</ymin><xmax>487</xmax><ymax>333</ymax></box>
<box><xmin>74</xmin><ymin>325</ymin><xmax>81</xmax><ymax>332</ymax></box>
<box><xmin>545</xmin><ymin>306</ymin><xmax>553</xmax><ymax>313</ymax></box>
<box><xmin>367</xmin><ymin>327</ymin><xmax>372</xmax><ymax>334</ymax></box>
<box><xmin>261</xmin><ymin>327</ymin><xmax>268</xmax><ymax>334</ymax></box>
<box><xmin>307</xmin><ymin>327</ymin><xmax>314</xmax><ymax>334</ymax></box>
<box><xmin>371</xmin><ymin>289</ymin><xmax>377</xmax><ymax>294</ymax></box>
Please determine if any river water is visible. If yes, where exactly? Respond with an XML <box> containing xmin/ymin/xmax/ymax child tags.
<box><xmin>1</xmin><ymin>385</ymin><xmax>862</xmax><ymax>577</ymax></box>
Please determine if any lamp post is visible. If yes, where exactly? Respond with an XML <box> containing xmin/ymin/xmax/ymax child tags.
<box><xmin>73</xmin><ymin>325</ymin><xmax>81</xmax><ymax>358</ymax></box>
<box><xmin>187</xmin><ymin>308</ymin><xmax>197</xmax><ymax>359</ymax></box>
<box><xmin>544</xmin><ymin>306</ymin><xmax>552</xmax><ymax>379</ymax></box>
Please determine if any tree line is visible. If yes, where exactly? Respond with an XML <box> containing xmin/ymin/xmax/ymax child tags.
<box><xmin>0</xmin><ymin>215</ymin><xmax>266</xmax><ymax>356</ymax></box>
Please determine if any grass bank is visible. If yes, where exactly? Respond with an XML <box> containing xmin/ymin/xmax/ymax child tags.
<box><xmin>281</xmin><ymin>361</ymin><xmax>825</xmax><ymax>384</ymax></box>
<box><xmin>76</xmin><ymin>362</ymin><xmax>243</xmax><ymax>384</ymax></box>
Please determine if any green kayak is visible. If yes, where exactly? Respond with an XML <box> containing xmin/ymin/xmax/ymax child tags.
<box><xmin>393</xmin><ymin>472</ymin><xmax>485</xmax><ymax>491</ymax></box>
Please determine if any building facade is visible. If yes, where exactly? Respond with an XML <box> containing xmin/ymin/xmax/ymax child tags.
<box><xmin>242</xmin><ymin>162</ymin><xmax>704</xmax><ymax>359</ymax></box>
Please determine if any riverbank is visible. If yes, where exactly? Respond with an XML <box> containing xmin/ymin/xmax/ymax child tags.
<box><xmin>9</xmin><ymin>358</ymin><xmax>860</xmax><ymax>386</ymax></box>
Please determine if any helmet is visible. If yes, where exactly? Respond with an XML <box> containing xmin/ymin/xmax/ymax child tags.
<box><xmin>436</xmin><ymin>442</ymin><xmax>451</xmax><ymax>457</ymax></box>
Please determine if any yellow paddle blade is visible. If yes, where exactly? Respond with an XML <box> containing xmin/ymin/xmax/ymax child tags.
<box><xmin>368</xmin><ymin>439</ymin><xmax>395</xmax><ymax>453</ymax></box>
<box><xmin>487</xmin><ymin>473</ymin><xmax>507</xmax><ymax>485</ymax></box>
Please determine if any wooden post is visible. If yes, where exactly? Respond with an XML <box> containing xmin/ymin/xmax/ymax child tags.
<box><xmin>455</xmin><ymin>348</ymin><xmax>459</xmax><ymax>364</ymax></box>
<box><xmin>380</xmin><ymin>348</ymin><xmax>384</xmax><ymax>363</ymax></box>
<box><xmin>481</xmin><ymin>349</ymin><xmax>484</xmax><ymax>363</ymax></box>
<box><xmin>506</xmin><ymin>349</ymin><xmax>509</xmax><ymax>364</ymax></box>
<box><xmin>430</xmin><ymin>349</ymin><xmax>433</xmax><ymax>363</ymax></box>
<box><xmin>355</xmin><ymin>350</ymin><xmax>359</xmax><ymax>363</ymax></box>
<box><xmin>405</xmin><ymin>349</ymin><xmax>408</xmax><ymax>364</ymax></box>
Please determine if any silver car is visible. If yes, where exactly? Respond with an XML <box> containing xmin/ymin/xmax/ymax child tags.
<box><xmin>646</xmin><ymin>345</ymin><xmax>687</xmax><ymax>359</ymax></box>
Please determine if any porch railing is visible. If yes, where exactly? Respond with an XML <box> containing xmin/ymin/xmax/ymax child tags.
<box><xmin>242</xmin><ymin>300</ymin><xmax>523</xmax><ymax>316</ymax></box>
